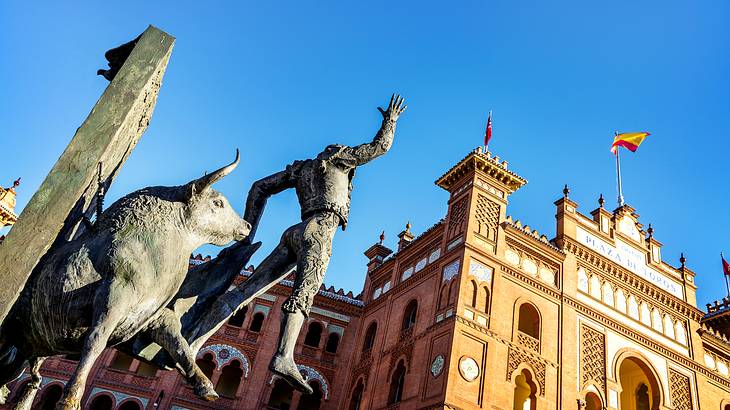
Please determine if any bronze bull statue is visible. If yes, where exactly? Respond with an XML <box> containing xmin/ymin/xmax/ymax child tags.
<box><xmin>0</xmin><ymin>151</ymin><xmax>251</xmax><ymax>410</ymax></box>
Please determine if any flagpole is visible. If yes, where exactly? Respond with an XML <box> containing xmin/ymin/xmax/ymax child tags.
<box><xmin>720</xmin><ymin>252</ymin><xmax>730</xmax><ymax>298</ymax></box>
<box><xmin>615</xmin><ymin>131</ymin><xmax>625</xmax><ymax>207</ymax></box>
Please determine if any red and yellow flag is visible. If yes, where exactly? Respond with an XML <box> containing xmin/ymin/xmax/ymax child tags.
<box><xmin>611</xmin><ymin>132</ymin><xmax>650</xmax><ymax>153</ymax></box>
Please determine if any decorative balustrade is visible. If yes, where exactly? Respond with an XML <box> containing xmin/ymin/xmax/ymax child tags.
<box><xmin>517</xmin><ymin>331</ymin><xmax>540</xmax><ymax>353</ymax></box>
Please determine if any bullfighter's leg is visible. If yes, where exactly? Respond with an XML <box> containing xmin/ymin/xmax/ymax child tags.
<box><xmin>269</xmin><ymin>212</ymin><xmax>339</xmax><ymax>395</ymax></box>
<box><xmin>189</xmin><ymin>228</ymin><xmax>299</xmax><ymax>353</ymax></box>
<box><xmin>14</xmin><ymin>357</ymin><xmax>45</xmax><ymax>410</ymax></box>
<box><xmin>57</xmin><ymin>284</ymin><xmax>128</xmax><ymax>410</ymax></box>
<box><xmin>147</xmin><ymin>310</ymin><xmax>218</xmax><ymax>401</ymax></box>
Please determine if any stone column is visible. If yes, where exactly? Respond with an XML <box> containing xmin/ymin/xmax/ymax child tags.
<box><xmin>0</xmin><ymin>26</ymin><xmax>175</xmax><ymax>325</ymax></box>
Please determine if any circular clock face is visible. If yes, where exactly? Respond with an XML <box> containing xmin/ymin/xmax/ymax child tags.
<box><xmin>431</xmin><ymin>355</ymin><xmax>445</xmax><ymax>377</ymax></box>
<box><xmin>459</xmin><ymin>356</ymin><xmax>479</xmax><ymax>381</ymax></box>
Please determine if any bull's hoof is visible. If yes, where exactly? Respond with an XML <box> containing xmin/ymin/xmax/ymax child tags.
<box><xmin>269</xmin><ymin>355</ymin><xmax>313</xmax><ymax>395</ymax></box>
<box><xmin>193</xmin><ymin>381</ymin><xmax>219</xmax><ymax>402</ymax></box>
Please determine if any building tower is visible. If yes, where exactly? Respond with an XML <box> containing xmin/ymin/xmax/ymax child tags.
<box><xmin>0</xmin><ymin>179</ymin><xmax>20</xmax><ymax>229</ymax></box>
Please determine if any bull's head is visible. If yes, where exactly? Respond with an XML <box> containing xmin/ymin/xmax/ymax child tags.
<box><xmin>183</xmin><ymin>149</ymin><xmax>251</xmax><ymax>246</ymax></box>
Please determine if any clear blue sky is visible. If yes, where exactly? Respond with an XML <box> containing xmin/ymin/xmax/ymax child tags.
<box><xmin>2</xmin><ymin>1</ymin><xmax>728</xmax><ymax>307</ymax></box>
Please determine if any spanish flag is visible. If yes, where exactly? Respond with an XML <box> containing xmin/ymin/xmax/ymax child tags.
<box><xmin>611</xmin><ymin>132</ymin><xmax>650</xmax><ymax>153</ymax></box>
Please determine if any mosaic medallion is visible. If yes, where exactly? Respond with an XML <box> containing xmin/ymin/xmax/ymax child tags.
<box><xmin>430</xmin><ymin>354</ymin><xmax>445</xmax><ymax>377</ymax></box>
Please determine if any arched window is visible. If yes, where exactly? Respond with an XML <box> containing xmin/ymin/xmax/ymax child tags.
<box><xmin>37</xmin><ymin>385</ymin><xmax>63</xmax><ymax>410</ymax></box>
<box><xmin>482</xmin><ymin>286</ymin><xmax>490</xmax><ymax>313</ymax></box>
<box><xmin>89</xmin><ymin>394</ymin><xmax>114</xmax><ymax>410</ymax></box>
<box><xmin>349</xmin><ymin>379</ymin><xmax>365</xmax><ymax>410</ymax></box>
<box><xmin>215</xmin><ymin>360</ymin><xmax>243</xmax><ymax>398</ymax></box>
<box><xmin>517</xmin><ymin>303</ymin><xmax>540</xmax><ymax>340</ymax></box>
<box><xmin>448</xmin><ymin>281</ymin><xmax>458</xmax><ymax>304</ymax></box>
<box><xmin>388</xmin><ymin>360</ymin><xmax>407</xmax><ymax>405</ymax></box>
<box><xmin>438</xmin><ymin>284</ymin><xmax>449</xmax><ymax>309</ymax></box>
<box><xmin>304</xmin><ymin>322</ymin><xmax>323</xmax><ymax>347</ymax></box>
<box><xmin>297</xmin><ymin>381</ymin><xmax>323</xmax><ymax>409</ymax></box>
<box><xmin>585</xmin><ymin>392</ymin><xmax>602</xmax><ymax>410</ymax></box>
<box><xmin>228</xmin><ymin>306</ymin><xmax>248</xmax><ymax>327</ymax></box>
<box><xmin>513</xmin><ymin>369</ymin><xmax>537</xmax><ymax>410</ymax></box>
<box><xmin>196</xmin><ymin>352</ymin><xmax>216</xmax><ymax>380</ymax></box>
<box><xmin>268</xmin><ymin>378</ymin><xmax>294</xmax><ymax>409</ymax></box>
<box><xmin>362</xmin><ymin>322</ymin><xmax>377</xmax><ymax>352</ymax></box>
<box><xmin>249</xmin><ymin>312</ymin><xmax>265</xmax><ymax>332</ymax></box>
<box><xmin>468</xmin><ymin>280</ymin><xmax>478</xmax><ymax>308</ymax></box>
<box><xmin>118</xmin><ymin>401</ymin><xmax>143</xmax><ymax>410</ymax></box>
<box><xmin>401</xmin><ymin>300</ymin><xmax>418</xmax><ymax>331</ymax></box>
<box><xmin>325</xmin><ymin>333</ymin><xmax>340</xmax><ymax>353</ymax></box>
<box><xmin>109</xmin><ymin>351</ymin><xmax>134</xmax><ymax>371</ymax></box>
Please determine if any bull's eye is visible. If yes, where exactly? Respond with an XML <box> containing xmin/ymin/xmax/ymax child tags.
<box><xmin>213</xmin><ymin>199</ymin><xmax>224</xmax><ymax>208</ymax></box>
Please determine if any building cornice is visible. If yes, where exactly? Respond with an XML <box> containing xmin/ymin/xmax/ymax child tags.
<box><xmin>435</xmin><ymin>149</ymin><xmax>526</xmax><ymax>193</ymax></box>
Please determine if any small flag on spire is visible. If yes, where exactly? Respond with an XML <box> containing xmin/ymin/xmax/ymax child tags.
<box><xmin>484</xmin><ymin>111</ymin><xmax>492</xmax><ymax>147</ymax></box>
<box><xmin>611</xmin><ymin>132</ymin><xmax>650</xmax><ymax>153</ymax></box>
<box><xmin>722</xmin><ymin>253</ymin><xmax>730</xmax><ymax>277</ymax></box>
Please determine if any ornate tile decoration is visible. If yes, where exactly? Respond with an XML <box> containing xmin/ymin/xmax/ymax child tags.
<box><xmin>668</xmin><ymin>369</ymin><xmax>691</xmax><ymax>410</ymax></box>
<box><xmin>197</xmin><ymin>344</ymin><xmax>251</xmax><ymax>377</ymax></box>
<box><xmin>401</xmin><ymin>267</ymin><xmax>414</xmax><ymax>281</ymax></box>
<box><xmin>415</xmin><ymin>257</ymin><xmax>428</xmax><ymax>272</ymax></box>
<box><xmin>580</xmin><ymin>324</ymin><xmax>605</xmax><ymax>392</ymax></box>
<box><xmin>447</xmin><ymin>197</ymin><xmax>469</xmax><ymax>239</ymax></box>
<box><xmin>443</xmin><ymin>260</ymin><xmax>461</xmax><ymax>282</ymax></box>
<box><xmin>429</xmin><ymin>248</ymin><xmax>442</xmax><ymax>263</ymax></box>
<box><xmin>298</xmin><ymin>365</ymin><xmax>330</xmax><ymax>399</ymax></box>
<box><xmin>475</xmin><ymin>194</ymin><xmax>500</xmax><ymax>241</ymax></box>
<box><xmin>431</xmin><ymin>355</ymin><xmax>445</xmax><ymax>377</ymax></box>
<box><xmin>469</xmin><ymin>259</ymin><xmax>493</xmax><ymax>283</ymax></box>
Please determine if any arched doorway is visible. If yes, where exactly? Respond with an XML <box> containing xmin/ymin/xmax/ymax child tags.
<box><xmin>36</xmin><ymin>384</ymin><xmax>63</xmax><ymax>410</ymax></box>
<box><xmin>268</xmin><ymin>378</ymin><xmax>294</xmax><ymax>409</ymax></box>
<box><xmin>215</xmin><ymin>360</ymin><xmax>243</xmax><ymax>398</ymax></box>
<box><xmin>585</xmin><ymin>391</ymin><xmax>602</xmax><ymax>410</ymax></box>
<box><xmin>297</xmin><ymin>381</ymin><xmax>323</xmax><ymax>409</ymax></box>
<box><xmin>196</xmin><ymin>352</ymin><xmax>216</xmax><ymax>380</ymax></box>
<box><xmin>618</xmin><ymin>356</ymin><xmax>661</xmax><ymax>410</ymax></box>
<box><xmin>88</xmin><ymin>394</ymin><xmax>114</xmax><ymax>410</ymax></box>
<box><xmin>118</xmin><ymin>400</ymin><xmax>143</xmax><ymax>410</ymax></box>
<box><xmin>513</xmin><ymin>369</ymin><xmax>537</xmax><ymax>410</ymax></box>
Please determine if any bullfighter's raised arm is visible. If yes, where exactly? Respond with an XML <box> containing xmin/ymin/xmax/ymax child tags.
<box><xmin>244</xmin><ymin>165</ymin><xmax>299</xmax><ymax>240</ymax></box>
<box><xmin>346</xmin><ymin>94</ymin><xmax>407</xmax><ymax>166</ymax></box>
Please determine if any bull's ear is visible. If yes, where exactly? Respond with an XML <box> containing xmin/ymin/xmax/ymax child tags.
<box><xmin>184</xmin><ymin>149</ymin><xmax>240</xmax><ymax>198</ymax></box>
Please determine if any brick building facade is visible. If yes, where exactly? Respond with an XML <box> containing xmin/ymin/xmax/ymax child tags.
<box><xmin>3</xmin><ymin>147</ymin><xmax>730</xmax><ymax>409</ymax></box>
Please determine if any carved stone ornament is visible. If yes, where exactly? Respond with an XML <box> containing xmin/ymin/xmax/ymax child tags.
<box><xmin>431</xmin><ymin>354</ymin><xmax>445</xmax><ymax>377</ymax></box>
<box><xmin>459</xmin><ymin>356</ymin><xmax>479</xmax><ymax>381</ymax></box>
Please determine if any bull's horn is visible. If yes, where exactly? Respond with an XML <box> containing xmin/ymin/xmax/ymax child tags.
<box><xmin>188</xmin><ymin>149</ymin><xmax>240</xmax><ymax>194</ymax></box>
